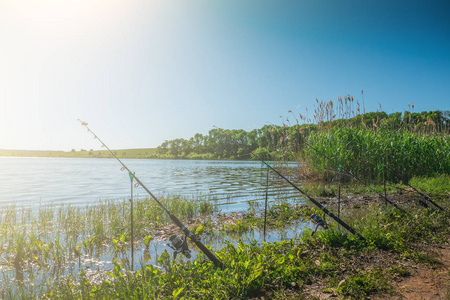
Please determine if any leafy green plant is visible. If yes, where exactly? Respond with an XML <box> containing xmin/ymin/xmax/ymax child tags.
<box><xmin>336</xmin><ymin>269</ymin><xmax>391</xmax><ymax>298</ymax></box>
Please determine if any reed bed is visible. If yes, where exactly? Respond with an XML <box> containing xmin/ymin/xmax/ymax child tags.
<box><xmin>302</xmin><ymin>127</ymin><xmax>450</xmax><ymax>182</ymax></box>
<box><xmin>291</xmin><ymin>98</ymin><xmax>450</xmax><ymax>183</ymax></box>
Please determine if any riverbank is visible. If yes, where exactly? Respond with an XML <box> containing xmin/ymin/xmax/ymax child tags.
<box><xmin>0</xmin><ymin>175</ymin><xmax>447</xmax><ymax>299</ymax></box>
<box><xmin>45</xmin><ymin>198</ymin><xmax>449</xmax><ymax>299</ymax></box>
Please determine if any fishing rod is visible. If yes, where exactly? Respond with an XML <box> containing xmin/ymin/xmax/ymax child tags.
<box><xmin>78</xmin><ymin>120</ymin><xmax>224</xmax><ymax>269</ymax></box>
<box><xmin>252</xmin><ymin>153</ymin><xmax>366</xmax><ymax>241</ymax></box>
<box><xmin>301</xmin><ymin>141</ymin><xmax>411</xmax><ymax>217</ymax></box>
<box><xmin>382</xmin><ymin>165</ymin><xmax>444</xmax><ymax>211</ymax></box>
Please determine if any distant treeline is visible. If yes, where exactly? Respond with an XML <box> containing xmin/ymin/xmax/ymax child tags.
<box><xmin>0</xmin><ymin>148</ymin><xmax>158</xmax><ymax>159</ymax></box>
<box><xmin>155</xmin><ymin>125</ymin><xmax>303</xmax><ymax>160</ymax></box>
<box><xmin>154</xmin><ymin>109</ymin><xmax>450</xmax><ymax>161</ymax></box>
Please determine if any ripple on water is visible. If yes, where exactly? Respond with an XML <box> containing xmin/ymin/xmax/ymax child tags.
<box><xmin>0</xmin><ymin>157</ymin><xmax>304</xmax><ymax>211</ymax></box>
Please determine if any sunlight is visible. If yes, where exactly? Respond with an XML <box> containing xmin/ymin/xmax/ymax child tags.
<box><xmin>0</xmin><ymin>0</ymin><xmax>164</xmax><ymax>150</ymax></box>
<box><xmin>3</xmin><ymin>0</ymin><xmax>132</xmax><ymax>35</ymax></box>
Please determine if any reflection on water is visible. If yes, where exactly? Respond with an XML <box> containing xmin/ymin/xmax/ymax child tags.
<box><xmin>0</xmin><ymin>157</ymin><xmax>307</xmax><ymax>212</ymax></box>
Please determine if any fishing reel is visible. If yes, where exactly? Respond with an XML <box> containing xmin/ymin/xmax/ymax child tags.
<box><xmin>417</xmin><ymin>199</ymin><xmax>428</xmax><ymax>208</ymax></box>
<box><xmin>310</xmin><ymin>214</ymin><xmax>328</xmax><ymax>236</ymax></box>
<box><xmin>168</xmin><ymin>235</ymin><xmax>191</xmax><ymax>259</ymax></box>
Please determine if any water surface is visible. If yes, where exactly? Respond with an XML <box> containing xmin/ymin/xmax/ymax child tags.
<box><xmin>0</xmin><ymin>157</ymin><xmax>305</xmax><ymax>211</ymax></box>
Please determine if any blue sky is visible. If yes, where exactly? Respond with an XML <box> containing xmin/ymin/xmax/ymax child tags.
<box><xmin>0</xmin><ymin>0</ymin><xmax>449</xmax><ymax>150</ymax></box>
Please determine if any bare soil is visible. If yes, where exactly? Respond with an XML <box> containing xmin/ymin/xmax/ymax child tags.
<box><xmin>304</xmin><ymin>243</ymin><xmax>450</xmax><ymax>300</ymax></box>
<box><xmin>388</xmin><ymin>244</ymin><xmax>450</xmax><ymax>300</ymax></box>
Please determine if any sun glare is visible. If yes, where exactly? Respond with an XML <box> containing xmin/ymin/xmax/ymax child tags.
<box><xmin>1</xmin><ymin>0</ymin><xmax>154</xmax><ymax>150</ymax></box>
<box><xmin>4</xmin><ymin>1</ymin><xmax>130</xmax><ymax>36</ymax></box>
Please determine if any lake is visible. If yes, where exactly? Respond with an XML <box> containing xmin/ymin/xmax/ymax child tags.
<box><xmin>0</xmin><ymin>157</ymin><xmax>306</xmax><ymax>212</ymax></box>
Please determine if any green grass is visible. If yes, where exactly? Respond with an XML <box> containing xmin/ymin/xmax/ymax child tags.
<box><xmin>335</xmin><ymin>269</ymin><xmax>391</xmax><ymax>299</ymax></box>
<box><xmin>410</xmin><ymin>174</ymin><xmax>450</xmax><ymax>196</ymax></box>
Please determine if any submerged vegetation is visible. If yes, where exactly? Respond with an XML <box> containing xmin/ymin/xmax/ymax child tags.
<box><xmin>0</xmin><ymin>195</ymin><xmax>218</xmax><ymax>298</ymax></box>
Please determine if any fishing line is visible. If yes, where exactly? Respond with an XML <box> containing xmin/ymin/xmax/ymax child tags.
<box><xmin>78</xmin><ymin>120</ymin><xmax>224</xmax><ymax>269</ymax></box>
<box><xmin>320</xmin><ymin>167</ymin><xmax>407</xmax><ymax>193</ymax></box>
<box><xmin>383</xmin><ymin>165</ymin><xmax>444</xmax><ymax>211</ymax></box>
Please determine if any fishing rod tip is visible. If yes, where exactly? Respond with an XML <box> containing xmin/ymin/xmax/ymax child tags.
<box><xmin>77</xmin><ymin>119</ymin><xmax>88</xmax><ymax>126</ymax></box>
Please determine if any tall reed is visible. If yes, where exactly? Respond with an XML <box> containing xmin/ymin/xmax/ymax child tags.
<box><xmin>303</xmin><ymin>127</ymin><xmax>450</xmax><ymax>182</ymax></box>
<box><xmin>292</xmin><ymin>98</ymin><xmax>450</xmax><ymax>182</ymax></box>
